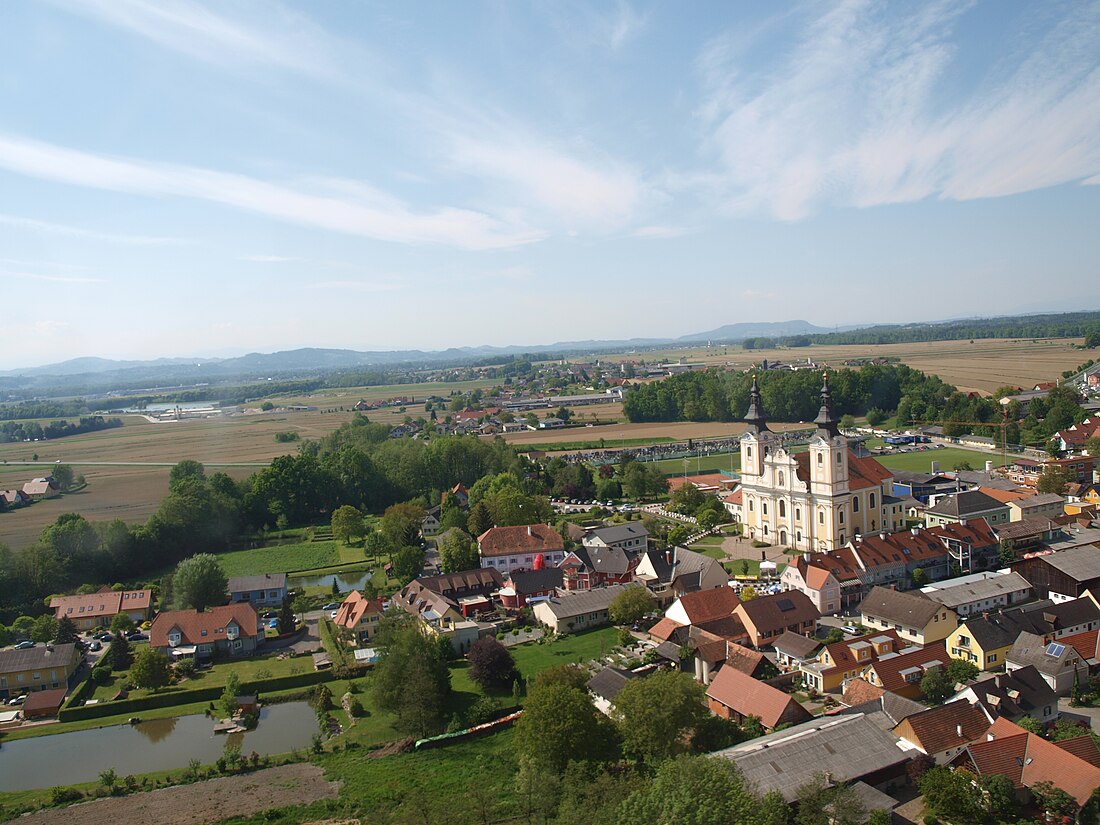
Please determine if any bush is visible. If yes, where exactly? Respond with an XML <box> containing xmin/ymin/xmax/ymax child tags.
<box><xmin>348</xmin><ymin>698</ymin><xmax>365</xmax><ymax>718</ymax></box>
<box><xmin>50</xmin><ymin>787</ymin><xmax>83</xmax><ymax>805</ymax></box>
<box><xmin>90</xmin><ymin>666</ymin><xmax>112</xmax><ymax>686</ymax></box>
<box><xmin>174</xmin><ymin>658</ymin><xmax>196</xmax><ymax>679</ymax></box>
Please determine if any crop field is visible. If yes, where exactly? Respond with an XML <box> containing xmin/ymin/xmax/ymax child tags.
<box><xmin>501</xmin><ymin>419</ymin><xmax>808</xmax><ymax>448</ymax></box>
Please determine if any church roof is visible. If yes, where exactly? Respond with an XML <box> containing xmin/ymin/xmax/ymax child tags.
<box><xmin>792</xmin><ymin>450</ymin><xmax>892</xmax><ymax>492</ymax></box>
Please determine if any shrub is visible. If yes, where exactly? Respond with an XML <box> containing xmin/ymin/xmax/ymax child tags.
<box><xmin>90</xmin><ymin>666</ymin><xmax>112</xmax><ymax>686</ymax></box>
<box><xmin>174</xmin><ymin>658</ymin><xmax>196</xmax><ymax>679</ymax></box>
<box><xmin>348</xmin><ymin>698</ymin><xmax>365</xmax><ymax>718</ymax></box>
<box><xmin>49</xmin><ymin>787</ymin><xmax>83</xmax><ymax>805</ymax></box>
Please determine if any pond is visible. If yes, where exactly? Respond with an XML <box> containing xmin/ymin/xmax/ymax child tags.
<box><xmin>290</xmin><ymin>569</ymin><xmax>372</xmax><ymax>591</ymax></box>
<box><xmin>0</xmin><ymin>702</ymin><xmax>319</xmax><ymax>791</ymax></box>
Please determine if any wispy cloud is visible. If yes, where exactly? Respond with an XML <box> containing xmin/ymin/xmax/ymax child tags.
<box><xmin>47</xmin><ymin>0</ymin><xmax>338</xmax><ymax>78</ymax></box>
<box><xmin>0</xmin><ymin>133</ymin><xmax>543</xmax><ymax>251</ymax></box>
<box><xmin>0</xmin><ymin>212</ymin><xmax>182</xmax><ymax>245</ymax></box>
<box><xmin>696</xmin><ymin>1</ymin><xmax>1100</xmax><ymax>219</ymax></box>
<box><xmin>0</xmin><ymin>268</ymin><xmax>103</xmax><ymax>284</ymax></box>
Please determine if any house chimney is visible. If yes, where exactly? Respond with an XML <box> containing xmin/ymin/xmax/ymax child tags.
<box><xmin>665</xmin><ymin>549</ymin><xmax>672</xmax><ymax>566</ymax></box>
<box><xmin>802</xmin><ymin>551</ymin><xmax>811</xmax><ymax>563</ymax></box>
<box><xmin>956</xmin><ymin>724</ymin><xmax>963</xmax><ymax>738</ymax></box>
<box><xmin>527</xmin><ymin>525</ymin><xmax>532</xmax><ymax>536</ymax></box>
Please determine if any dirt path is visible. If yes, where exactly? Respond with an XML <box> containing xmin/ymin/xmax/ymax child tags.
<box><xmin>13</xmin><ymin>764</ymin><xmax>340</xmax><ymax>825</ymax></box>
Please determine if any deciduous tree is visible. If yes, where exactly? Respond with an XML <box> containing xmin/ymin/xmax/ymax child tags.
<box><xmin>173</xmin><ymin>553</ymin><xmax>228</xmax><ymax>611</ymax></box>
<box><xmin>608</xmin><ymin>586</ymin><xmax>656</xmax><ymax>626</ymax></box>
<box><xmin>622</xmin><ymin>755</ymin><xmax>765</xmax><ymax>825</ymax></box>
<box><xmin>613</xmin><ymin>670</ymin><xmax>708</xmax><ymax>763</ymax></box>
<box><xmin>467</xmin><ymin>637</ymin><xmax>519</xmax><ymax>691</ymax></box>
<box><xmin>437</xmin><ymin>528</ymin><xmax>478</xmax><ymax>574</ymax></box>
<box><xmin>331</xmin><ymin>504</ymin><xmax>366</xmax><ymax>545</ymax></box>
<box><xmin>129</xmin><ymin>647</ymin><xmax>171</xmax><ymax>691</ymax></box>
<box><xmin>513</xmin><ymin>683</ymin><xmax>618</xmax><ymax>771</ymax></box>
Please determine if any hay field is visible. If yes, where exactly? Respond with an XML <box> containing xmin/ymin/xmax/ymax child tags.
<box><xmin>596</xmin><ymin>337</ymin><xmax>1087</xmax><ymax>394</ymax></box>
<box><xmin>500</xmin><ymin>420</ymin><xmax>808</xmax><ymax>447</ymax></box>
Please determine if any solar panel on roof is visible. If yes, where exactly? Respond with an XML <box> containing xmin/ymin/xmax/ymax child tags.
<box><xmin>777</xmin><ymin>598</ymin><xmax>795</xmax><ymax>611</ymax></box>
<box><xmin>1045</xmin><ymin>642</ymin><xmax>1066</xmax><ymax>657</ymax></box>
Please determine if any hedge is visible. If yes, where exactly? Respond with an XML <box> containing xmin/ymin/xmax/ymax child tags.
<box><xmin>58</xmin><ymin>669</ymin><xmax>334</xmax><ymax>722</ymax></box>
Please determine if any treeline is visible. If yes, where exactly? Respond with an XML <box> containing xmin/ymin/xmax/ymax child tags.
<box><xmin>0</xmin><ymin>415</ymin><xmax>122</xmax><ymax>443</ymax></box>
<box><xmin>741</xmin><ymin>311</ymin><xmax>1100</xmax><ymax>349</ymax></box>
<box><xmin>623</xmin><ymin>365</ymin><xmax>1086</xmax><ymax>444</ymax></box>
<box><xmin>0</xmin><ymin>429</ymin><xmax>528</xmax><ymax>623</ymax></box>
<box><xmin>0</xmin><ymin>399</ymin><xmax>90</xmax><ymax>421</ymax></box>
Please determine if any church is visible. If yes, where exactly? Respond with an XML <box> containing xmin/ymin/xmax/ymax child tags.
<box><xmin>739</xmin><ymin>374</ymin><xmax>905</xmax><ymax>552</ymax></box>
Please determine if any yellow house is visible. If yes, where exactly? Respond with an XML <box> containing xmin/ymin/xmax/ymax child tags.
<box><xmin>0</xmin><ymin>643</ymin><xmax>82</xmax><ymax>701</ymax></box>
<box><xmin>859</xmin><ymin>586</ymin><xmax>957</xmax><ymax>646</ymax></box>
<box><xmin>947</xmin><ymin>614</ymin><xmax>1019</xmax><ymax>671</ymax></box>
<box><xmin>799</xmin><ymin>630</ymin><xmax>906</xmax><ymax>694</ymax></box>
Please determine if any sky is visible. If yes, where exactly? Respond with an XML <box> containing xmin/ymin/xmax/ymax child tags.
<box><xmin>2</xmin><ymin>0</ymin><xmax>1100</xmax><ymax>369</ymax></box>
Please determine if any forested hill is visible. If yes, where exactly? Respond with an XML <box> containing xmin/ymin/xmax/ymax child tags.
<box><xmin>622</xmin><ymin>364</ymin><xmax>1086</xmax><ymax>446</ymax></box>
<box><xmin>741</xmin><ymin>310</ymin><xmax>1100</xmax><ymax>349</ymax></box>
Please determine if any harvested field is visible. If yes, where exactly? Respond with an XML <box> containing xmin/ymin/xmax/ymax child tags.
<box><xmin>500</xmin><ymin>420</ymin><xmax>807</xmax><ymax>447</ymax></box>
<box><xmin>11</xmin><ymin>764</ymin><xmax>340</xmax><ymax>825</ymax></box>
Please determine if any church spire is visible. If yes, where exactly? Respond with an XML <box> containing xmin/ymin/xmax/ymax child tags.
<box><xmin>814</xmin><ymin>371</ymin><xmax>839</xmax><ymax>438</ymax></box>
<box><xmin>744</xmin><ymin>374</ymin><xmax>770</xmax><ymax>433</ymax></box>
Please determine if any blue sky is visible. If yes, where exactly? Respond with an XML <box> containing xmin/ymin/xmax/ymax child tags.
<box><xmin>2</xmin><ymin>0</ymin><xmax>1099</xmax><ymax>368</ymax></box>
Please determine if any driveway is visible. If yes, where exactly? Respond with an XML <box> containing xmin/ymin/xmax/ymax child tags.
<box><xmin>265</xmin><ymin>609</ymin><xmax>323</xmax><ymax>655</ymax></box>
<box><xmin>1058</xmin><ymin>697</ymin><xmax>1100</xmax><ymax>730</ymax></box>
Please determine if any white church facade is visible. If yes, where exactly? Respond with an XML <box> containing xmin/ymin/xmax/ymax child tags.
<box><xmin>740</xmin><ymin>374</ymin><xmax>906</xmax><ymax>553</ymax></box>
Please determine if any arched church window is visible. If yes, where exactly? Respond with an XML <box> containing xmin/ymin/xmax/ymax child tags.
<box><xmin>836</xmin><ymin>453</ymin><xmax>842</xmax><ymax>464</ymax></box>
<box><xmin>779</xmin><ymin>500</ymin><xmax>786</xmax><ymax>517</ymax></box>
<box><xmin>818</xmin><ymin>510</ymin><xmax>825</xmax><ymax>525</ymax></box>
<box><xmin>747</xmin><ymin>447</ymin><xmax>752</xmax><ymax>459</ymax></box>
<box><xmin>778</xmin><ymin>472</ymin><xmax>784</xmax><ymax>486</ymax></box>
<box><xmin>817</xmin><ymin>453</ymin><xmax>823</xmax><ymax>465</ymax></box>
<box><xmin>795</xmin><ymin>508</ymin><xmax>801</xmax><ymax>521</ymax></box>
<box><xmin>748</xmin><ymin>499</ymin><xmax>754</xmax><ymax>512</ymax></box>
<box><xmin>853</xmin><ymin>497</ymin><xmax>859</xmax><ymax>513</ymax></box>
<box><xmin>762</xmin><ymin>502</ymin><xmax>768</xmax><ymax>515</ymax></box>
<box><xmin>869</xmin><ymin>492</ymin><xmax>876</xmax><ymax>508</ymax></box>
<box><xmin>839</xmin><ymin>510</ymin><xmax>845</xmax><ymax>524</ymax></box>
<box><xmin>763</xmin><ymin>525</ymin><xmax>769</xmax><ymax>536</ymax></box>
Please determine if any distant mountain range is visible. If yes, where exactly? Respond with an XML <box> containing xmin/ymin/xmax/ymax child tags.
<box><xmin>0</xmin><ymin>320</ymin><xmax>843</xmax><ymax>380</ymax></box>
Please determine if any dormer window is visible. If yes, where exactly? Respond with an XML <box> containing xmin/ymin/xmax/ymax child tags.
<box><xmin>168</xmin><ymin>631</ymin><xmax>182</xmax><ymax>647</ymax></box>
<box><xmin>200</xmin><ymin>629</ymin><xmax>208</xmax><ymax>637</ymax></box>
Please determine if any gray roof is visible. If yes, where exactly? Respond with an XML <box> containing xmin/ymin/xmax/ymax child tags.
<box><xmin>1038</xmin><ymin>526</ymin><xmax>1100</xmax><ymax>554</ymax></box>
<box><xmin>1034</xmin><ymin>545</ymin><xmax>1100</xmax><ymax>581</ymax></box>
<box><xmin>1010</xmin><ymin>493</ymin><xmax>1066</xmax><ymax>509</ymax></box>
<box><xmin>995</xmin><ymin>518</ymin><xmax>1061</xmax><ymax>541</ymax></box>
<box><xmin>772</xmin><ymin>631</ymin><xmax>823</xmax><ymax>660</ymax></box>
<box><xmin>539</xmin><ymin>583</ymin><xmax>641</xmax><ymax>620</ymax></box>
<box><xmin>860</xmin><ymin>586</ymin><xmax>944</xmax><ymax>627</ymax></box>
<box><xmin>0</xmin><ymin>643</ymin><xmax>77</xmax><ymax>675</ymax></box>
<box><xmin>227</xmin><ymin>573</ymin><xmax>287</xmax><ymax>593</ymax></box>
<box><xmin>890</xmin><ymin>471</ymin><xmax>957</xmax><ymax>486</ymax></box>
<box><xmin>1007</xmin><ymin>631</ymin><xmax>1082</xmax><ymax>675</ymax></box>
<box><xmin>714</xmin><ymin>712</ymin><xmax>918</xmax><ymax>802</ymax></box>
<box><xmin>956</xmin><ymin>665</ymin><xmax>1057</xmax><ymax>723</ymax></box>
<box><xmin>920</xmin><ymin>572</ymin><xmax>1032</xmax><ymax>610</ymax></box>
<box><xmin>584</xmin><ymin>523</ymin><xmax>648</xmax><ymax>545</ymax></box>
<box><xmin>926</xmin><ymin>490</ymin><xmax>1007</xmax><ymax>519</ymax></box>
<box><xmin>586</xmin><ymin>666</ymin><xmax>637</xmax><ymax>701</ymax></box>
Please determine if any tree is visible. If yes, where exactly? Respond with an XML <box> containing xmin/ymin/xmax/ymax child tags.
<box><xmin>169</xmin><ymin>460</ymin><xmax>206</xmax><ymax>492</ymax></box>
<box><xmin>795</xmin><ymin>775</ymin><xmax>867</xmax><ymax>825</ymax></box>
<box><xmin>30</xmin><ymin>614</ymin><xmax>58</xmax><ymax>643</ymax></box>
<box><xmin>997</xmin><ymin>539</ymin><xmax>1016</xmax><ymax>566</ymax></box>
<box><xmin>468</xmin><ymin>501</ymin><xmax>493</xmax><ymax>536</ymax></box>
<box><xmin>372</xmin><ymin>614</ymin><xmax>452</xmax><ymax>737</ymax></box>
<box><xmin>910</xmin><ymin>567</ymin><xmax>927</xmax><ymax>587</ymax></box>
<box><xmin>392</xmin><ymin>544</ymin><xmax>425</xmax><ymax>585</ymax></box>
<box><xmin>380</xmin><ymin>501</ymin><xmax>425</xmax><ymax>548</ymax></box>
<box><xmin>669</xmin><ymin>483</ymin><xmax>706</xmax><ymax>515</ymax></box>
<box><xmin>613</xmin><ymin>670</ymin><xmax>708</xmax><ymax>763</ymax></box>
<box><xmin>839</xmin><ymin>414</ymin><xmax>856</xmax><ymax>431</ymax></box>
<box><xmin>529</xmin><ymin>664</ymin><xmax>590</xmax><ymax>695</ymax></box>
<box><xmin>666</xmin><ymin>525</ymin><xmax>689</xmax><ymax>546</ymax></box>
<box><xmin>52</xmin><ymin>464</ymin><xmax>75</xmax><ymax>492</ymax></box>
<box><xmin>622</xmin><ymin>755</ymin><xmax>764</xmax><ymax>825</ymax></box>
<box><xmin>740</xmin><ymin>585</ymin><xmax>758</xmax><ymax>601</ymax></box>
<box><xmin>11</xmin><ymin>615</ymin><xmax>35</xmax><ymax>640</ymax></box>
<box><xmin>363</xmin><ymin>530</ymin><xmax>392</xmax><ymax>561</ymax></box>
<box><xmin>468</xmin><ymin>637</ymin><xmax>519</xmax><ymax>691</ymax></box>
<box><xmin>514</xmin><ymin>683</ymin><xmax>619</xmax><ymax>771</ymax></box>
<box><xmin>920</xmin><ymin>666</ymin><xmax>953</xmax><ymax>703</ymax></box>
<box><xmin>437</xmin><ymin>528</ymin><xmax>479</xmax><ymax>574</ymax></box>
<box><xmin>331</xmin><ymin>504</ymin><xmax>366</xmax><ymax>545</ymax></box>
<box><xmin>944</xmin><ymin>658</ymin><xmax>978</xmax><ymax>687</ymax></box>
<box><xmin>1032</xmin><ymin>781</ymin><xmax>1079</xmax><ymax>820</ymax></box>
<box><xmin>1038</xmin><ymin>464</ymin><xmax>1072</xmax><ymax>495</ymax></box>
<box><xmin>110</xmin><ymin>612</ymin><xmax>136</xmax><ymax>634</ymax></box>
<box><xmin>221</xmin><ymin>671</ymin><xmax>241</xmax><ymax>718</ymax></box>
<box><xmin>977</xmin><ymin>773</ymin><xmax>1018</xmax><ymax>821</ymax></box>
<box><xmin>278</xmin><ymin>594</ymin><xmax>297</xmax><ymax>634</ymax></box>
<box><xmin>1015</xmin><ymin>715</ymin><xmax>1044</xmax><ymax>735</ymax></box>
<box><xmin>129</xmin><ymin>647</ymin><xmax>171</xmax><ymax>691</ymax></box>
<box><xmin>608</xmin><ymin>586</ymin><xmax>656</xmax><ymax>626</ymax></box>
<box><xmin>1086</xmin><ymin>435</ymin><xmax>1100</xmax><ymax>457</ymax></box>
<box><xmin>55</xmin><ymin>615</ymin><xmax>78</xmax><ymax>645</ymax></box>
<box><xmin>697</xmin><ymin>508</ymin><xmax>722</xmax><ymax>530</ymax></box>
<box><xmin>824</xmin><ymin>627</ymin><xmax>845</xmax><ymax>645</ymax></box>
<box><xmin>918</xmin><ymin>766</ymin><xmax>983</xmax><ymax>825</ymax></box>
<box><xmin>173</xmin><ymin>553</ymin><xmax>228</xmax><ymax>611</ymax></box>
<box><xmin>106</xmin><ymin>634</ymin><xmax>133</xmax><ymax>670</ymax></box>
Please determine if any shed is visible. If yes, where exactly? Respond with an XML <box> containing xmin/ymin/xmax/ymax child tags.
<box><xmin>21</xmin><ymin>687</ymin><xmax>68</xmax><ymax>720</ymax></box>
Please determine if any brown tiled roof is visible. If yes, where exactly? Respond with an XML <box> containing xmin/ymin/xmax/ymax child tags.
<box><xmin>723</xmin><ymin>489</ymin><xmax>743</xmax><ymax>505</ymax></box>
<box><xmin>841</xmin><ymin>677</ymin><xmax>885</xmax><ymax>707</ymax></box>
<box><xmin>477</xmin><ymin>524</ymin><xmax>563</xmax><ymax>557</ymax></box>
<box><xmin>926</xmin><ymin>519</ymin><xmax>1000</xmax><ymax>548</ymax></box>
<box><xmin>867</xmin><ymin>642</ymin><xmax>949</xmax><ymax>693</ymax></box>
<box><xmin>695</xmin><ymin>615</ymin><xmax>749</xmax><ymax>643</ymax></box>
<box><xmin>150</xmin><ymin>604</ymin><xmax>259</xmax><ymax>648</ymax></box>
<box><xmin>21</xmin><ymin>687</ymin><xmax>67</xmax><ymax>714</ymax></box>
<box><xmin>1055</xmin><ymin>735</ymin><xmax>1100</xmax><ymax>769</ymax></box>
<box><xmin>724</xmin><ymin>643</ymin><xmax>768</xmax><ymax>676</ymax></box>
<box><xmin>417</xmin><ymin>568</ymin><xmax>503</xmax><ymax>595</ymax></box>
<box><xmin>959</xmin><ymin>717</ymin><xmax>1100</xmax><ymax>805</ymax></box>
<box><xmin>792</xmin><ymin>450</ymin><xmax>893</xmax><ymax>492</ymax></box>
<box><xmin>51</xmin><ymin>589</ymin><xmax>153</xmax><ymax>621</ymax></box>
<box><xmin>772</xmin><ymin>630</ymin><xmax>822</xmax><ymax>660</ymax></box>
<box><xmin>648</xmin><ymin>617</ymin><xmax>683</xmax><ymax>642</ymax></box>
<box><xmin>978</xmin><ymin>487</ymin><xmax>1031</xmax><ymax>504</ymax></box>
<box><xmin>676</xmin><ymin>587</ymin><xmax>741</xmax><ymax>624</ymax></box>
<box><xmin>706</xmin><ymin>666</ymin><xmax>813</xmax><ymax>729</ymax></box>
<box><xmin>860</xmin><ymin>586</ymin><xmax>945</xmax><ymax>628</ymax></box>
<box><xmin>897</xmin><ymin>700</ymin><xmax>990</xmax><ymax>755</ymax></box>
<box><xmin>333</xmin><ymin>590</ymin><xmax>386</xmax><ymax>631</ymax></box>
<box><xmin>735</xmin><ymin>591</ymin><xmax>820</xmax><ymax>635</ymax></box>
<box><xmin>1061</xmin><ymin>628</ymin><xmax>1100</xmax><ymax>661</ymax></box>
<box><xmin>819</xmin><ymin>630</ymin><xmax>903</xmax><ymax>679</ymax></box>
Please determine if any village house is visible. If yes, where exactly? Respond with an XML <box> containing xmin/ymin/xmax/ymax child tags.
<box><xmin>587</xmin><ymin>666</ymin><xmax>638</xmax><ymax>716</ymax></box>
<box><xmin>994</xmin><ymin>517</ymin><xmax>1062</xmax><ymax>557</ymax></box>
<box><xmin>445</xmin><ymin>483</ymin><xmax>470</xmax><ymax>509</ymax></box>
<box><xmin>227</xmin><ymin>573</ymin><xmax>288</xmax><ymax>608</ymax></box>
<box><xmin>859</xmin><ymin>586</ymin><xmax>957</xmax><ymax>646</ymax></box>
<box><xmin>0</xmin><ymin>489</ymin><xmax>31</xmax><ymax>508</ymax></box>
<box><xmin>925</xmin><ymin>519</ymin><xmax>1001</xmax><ymax>574</ymax></box>
<box><xmin>951</xmin><ymin>717</ymin><xmax>1100</xmax><ymax>809</ymax></box>
<box><xmin>150</xmin><ymin>604</ymin><xmax>263</xmax><ymax>661</ymax></box>
<box><xmin>781</xmin><ymin>551</ymin><xmax>850</xmax><ymax>615</ymax></box>
<box><xmin>948</xmin><ymin>612</ymin><xmax>1021</xmax><ymax>671</ymax></box>
<box><xmin>951</xmin><ymin>666</ymin><xmax>1058</xmax><ymax>727</ymax></box>
<box><xmin>633</xmin><ymin>545</ymin><xmax>729</xmax><ymax>606</ymax></box>
<box><xmin>582</xmin><ymin>523</ymin><xmax>649</xmax><ymax>554</ymax></box>
<box><xmin>51</xmin><ymin>587</ymin><xmax>154</xmax><ymax>631</ymax></box>
<box><xmin>1005</xmin><ymin>632</ymin><xmax>1087</xmax><ymax>695</ymax></box>
<box><xmin>800</xmin><ymin>630</ymin><xmax>906</xmax><ymax>694</ymax></box>
<box><xmin>892</xmin><ymin>700</ymin><xmax>994</xmax><ymax>764</ymax></box>
<box><xmin>772</xmin><ymin>630</ymin><xmax>823</xmax><ymax>672</ymax></box>
<box><xmin>924</xmin><ymin>490</ymin><xmax>1011</xmax><ymax>529</ymax></box>
<box><xmin>733</xmin><ymin>590</ymin><xmax>820</xmax><ymax>649</ymax></box>
<box><xmin>705</xmin><ymin>665</ymin><xmax>812</xmax><ymax>731</ymax></box>
<box><xmin>1012</xmin><ymin>546</ymin><xmax>1100</xmax><ymax>601</ymax></box>
<box><xmin>477</xmin><ymin>524</ymin><xmax>565</xmax><ymax>573</ymax></box>
<box><xmin>0</xmin><ymin>643</ymin><xmax>82</xmax><ymax>702</ymax></box>
<box><xmin>558</xmin><ymin>544</ymin><xmax>637</xmax><ymax>591</ymax></box>
<box><xmin>1051</xmin><ymin>417</ymin><xmax>1100</xmax><ymax>453</ymax></box>
<box><xmin>722</xmin><ymin>488</ymin><xmax>743</xmax><ymax>522</ymax></box>
<box><xmin>392</xmin><ymin>575</ymin><xmax>490</xmax><ymax>653</ymax></box>
<box><xmin>532</xmin><ymin>583</ymin><xmax>641</xmax><ymax>634</ymax></box>
<box><xmin>496</xmin><ymin>567</ymin><xmax>564</xmax><ymax>609</ymax></box>
<box><xmin>862</xmin><ymin>643</ymin><xmax>951</xmax><ymax>700</ymax></box>
<box><xmin>919</xmin><ymin>570</ymin><xmax>1033</xmax><ymax>618</ymax></box>
<box><xmin>21</xmin><ymin>477</ymin><xmax>59</xmax><ymax>500</ymax></box>
<box><xmin>332</xmin><ymin>590</ymin><xmax>386</xmax><ymax>646</ymax></box>
<box><xmin>663</xmin><ymin>586</ymin><xmax>741</xmax><ymax>627</ymax></box>
<box><xmin>421</xmin><ymin>506</ymin><xmax>442</xmax><ymax>537</ymax></box>
<box><xmin>1007</xmin><ymin>493</ymin><xmax>1067</xmax><ymax>522</ymax></box>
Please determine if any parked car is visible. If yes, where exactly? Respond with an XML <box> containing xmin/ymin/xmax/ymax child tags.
<box><xmin>87</xmin><ymin>640</ymin><xmax>103</xmax><ymax>651</ymax></box>
<box><xmin>127</xmin><ymin>631</ymin><xmax>148</xmax><ymax>641</ymax></box>
<box><xmin>267</xmin><ymin>618</ymin><xmax>280</xmax><ymax>629</ymax></box>
<box><xmin>6</xmin><ymin>694</ymin><xmax>27</xmax><ymax>706</ymax></box>
<box><xmin>261</xmin><ymin>611</ymin><xmax>277</xmax><ymax>619</ymax></box>
<box><xmin>13</xmin><ymin>640</ymin><xmax>35</xmax><ymax>650</ymax></box>
<box><xmin>322</xmin><ymin>602</ymin><xmax>340</xmax><ymax>611</ymax></box>
<box><xmin>841</xmin><ymin>624</ymin><xmax>858</xmax><ymax>635</ymax></box>
<box><xmin>329</xmin><ymin>610</ymin><xmax>339</xmax><ymax>620</ymax></box>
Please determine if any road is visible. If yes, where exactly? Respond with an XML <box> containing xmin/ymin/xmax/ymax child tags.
<box><xmin>0</xmin><ymin>460</ymin><xmax>269</xmax><ymax>467</ymax></box>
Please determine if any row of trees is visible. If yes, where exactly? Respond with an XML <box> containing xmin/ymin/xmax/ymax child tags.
<box><xmin>0</xmin><ymin>415</ymin><xmax>122</xmax><ymax>444</ymax></box>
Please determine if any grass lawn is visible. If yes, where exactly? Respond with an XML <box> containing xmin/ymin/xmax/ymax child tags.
<box><xmin>874</xmin><ymin>446</ymin><xmax>1002</xmax><ymax>473</ymax></box>
<box><xmin>212</xmin><ymin>541</ymin><xmax>341</xmax><ymax>577</ymax></box>
<box><xmin>643</xmin><ymin>452</ymin><xmax>741</xmax><ymax>477</ymax></box>
<box><xmin>723</xmin><ymin>558</ymin><xmax>765</xmax><ymax>577</ymax></box>
<box><xmin>525</xmin><ymin>436</ymin><xmax>674</xmax><ymax>453</ymax></box>
<box><xmin>509</xmin><ymin>626</ymin><xmax>621</xmax><ymax>679</ymax></box>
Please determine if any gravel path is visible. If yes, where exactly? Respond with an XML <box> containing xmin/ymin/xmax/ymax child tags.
<box><xmin>14</xmin><ymin>764</ymin><xmax>340</xmax><ymax>825</ymax></box>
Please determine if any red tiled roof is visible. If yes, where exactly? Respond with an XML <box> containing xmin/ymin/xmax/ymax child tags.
<box><xmin>1061</xmin><ymin>629</ymin><xmax>1100</xmax><ymax>661</ymax></box>
<box><xmin>734</xmin><ymin>591</ymin><xmax>820</xmax><ymax>636</ymax></box>
<box><xmin>675</xmin><ymin>587</ymin><xmax>741</xmax><ymax>624</ymax></box>
<box><xmin>648</xmin><ymin>617</ymin><xmax>683</xmax><ymax>642</ymax></box>
<box><xmin>841</xmin><ymin>677</ymin><xmax>885</xmax><ymax>707</ymax></box>
<box><xmin>706</xmin><ymin>666</ymin><xmax>812</xmax><ymax>729</ymax></box>
<box><xmin>477</xmin><ymin>524</ymin><xmax>564</xmax><ymax>557</ymax></box>
<box><xmin>1055</xmin><ymin>736</ymin><xmax>1100</xmax><ymax>769</ymax></box>
<box><xmin>724</xmin><ymin>643</ymin><xmax>767</xmax><ymax>676</ymax></box>
<box><xmin>867</xmin><ymin>641</ymin><xmax>949</xmax><ymax>693</ymax></box>
<box><xmin>978</xmin><ymin>487</ymin><xmax>1031</xmax><ymax>504</ymax></box>
<box><xmin>334</xmin><ymin>590</ymin><xmax>385</xmax><ymax>631</ymax></box>
<box><xmin>723</xmin><ymin>489</ymin><xmax>743</xmax><ymax>505</ymax></box>
<box><xmin>51</xmin><ymin>589</ymin><xmax>153</xmax><ymax>620</ymax></box>
<box><xmin>21</xmin><ymin>687</ymin><xmax>67</xmax><ymax>714</ymax></box>
<box><xmin>926</xmin><ymin>519</ymin><xmax>999</xmax><ymax>548</ymax></box>
<box><xmin>898</xmin><ymin>700</ymin><xmax>991</xmax><ymax>755</ymax></box>
<box><xmin>819</xmin><ymin>630</ymin><xmax>903</xmax><ymax>679</ymax></box>
<box><xmin>150</xmin><ymin>604</ymin><xmax>259</xmax><ymax>648</ymax></box>
<box><xmin>791</xmin><ymin>450</ymin><xmax>893</xmax><ymax>492</ymax></box>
